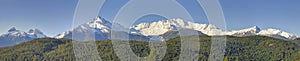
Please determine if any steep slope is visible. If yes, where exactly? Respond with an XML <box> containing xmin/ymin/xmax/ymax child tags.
<box><xmin>0</xmin><ymin>27</ymin><xmax>47</xmax><ymax>47</ymax></box>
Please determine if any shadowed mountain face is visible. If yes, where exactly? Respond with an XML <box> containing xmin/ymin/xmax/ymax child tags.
<box><xmin>0</xmin><ymin>36</ymin><xmax>299</xmax><ymax>61</ymax></box>
<box><xmin>159</xmin><ymin>29</ymin><xmax>207</xmax><ymax>41</ymax></box>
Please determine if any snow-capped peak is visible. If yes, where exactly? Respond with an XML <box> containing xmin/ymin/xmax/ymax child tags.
<box><xmin>239</xmin><ymin>26</ymin><xmax>260</xmax><ymax>33</ymax></box>
<box><xmin>28</xmin><ymin>29</ymin><xmax>42</xmax><ymax>34</ymax></box>
<box><xmin>227</xmin><ymin>26</ymin><xmax>261</xmax><ymax>36</ymax></box>
<box><xmin>54</xmin><ymin>17</ymin><xmax>298</xmax><ymax>41</ymax></box>
<box><xmin>54</xmin><ymin>16</ymin><xmax>114</xmax><ymax>40</ymax></box>
<box><xmin>94</xmin><ymin>16</ymin><xmax>101</xmax><ymax>21</ymax></box>
<box><xmin>90</xmin><ymin>16</ymin><xmax>110</xmax><ymax>24</ymax></box>
<box><xmin>8</xmin><ymin>27</ymin><xmax>18</xmax><ymax>32</ymax></box>
<box><xmin>226</xmin><ymin>26</ymin><xmax>298</xmax><ymax>40</ymax></box>
<box><xmin>131</xmin><ymin>18</ymin><xmax>188</xmax><ymax>36</ymax></box>
<box><xmin>86</xmin><ymin>16</ymin><xmax>112</xmax><ymax>32</ymax></box>
<box><xmin>2</xmin><ymin>27</ymin><xmax>26</xmax><ymax>37</ymax></box>
<box><xmin>131</xmin><ymin>18</ymin><xmax>225</xmax><ymax>36</ymax></box>
<box><xmin>27</xmin><ymin>29</ymin><xmax>47</xmax><ymax>38</ymax></box>
<box><xmin>0</xmin><ymin>27</ymin><xmax>48</xmax><ymax>47</ymax></box>
<box><xmin>258</xmin><ymin>28</ymin><xmax>298</xmax><ymax>40</ymax></box>
<box><xmin>249</xmin><ymin>26</ymin><xmax>260</xmax><ymax>33</ymax></box>
<box><xmin>1</xmin><ymin>27</ymin><xmax>47</xmax><ymax>38</ymax></box>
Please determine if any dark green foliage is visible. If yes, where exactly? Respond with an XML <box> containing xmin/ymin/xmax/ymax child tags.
<box><xmin>0</xmin><ymin>38</ymin><xmax>73</xmax><ymax>61</ymax></box>
<box><xmin>0</xmin><ymin>36</ymin><xmax>299</xmax><ymax>61</ymax></box>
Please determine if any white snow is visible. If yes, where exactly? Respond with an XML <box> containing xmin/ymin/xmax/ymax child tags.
<box><xmin>132</xmin><ymin>18</ymin><xmax>298</xmax><ymax>40</ymax></box>
<box><xmin>258</xmin><ymin>29</ymin><xmax>298</xmax><ymax>40</ymax></box>
<box><xmin>27</xmin><ymin>29</ymin><xmax>47</xmax><ymax>38</ymax></box>
<box><xmin>131</xmin><ymin>18</ymin><xmax>225</xmax><ymax>36</ymax></box>
<box><xmin>55</xmin><ymin>32</ymin><xmax>68</xmax><ymax>39</ymax></box>
<box><xmin>53</xmin><ymin>17</ymin><xmax>298</xmax><ymax>40</ymax></box>
<box><xmin>54</xmin><ymin>16</ymin><xmax>121</xmax><ymax>40</ymax></box>
<box><xmin>1</xmin><ymin>16</ymin><xmax>297</xmax><ymax>41</ymax></box>
<box><xmin>227</xmin><ymin>26</ymin><xmax>260</xmax><ymax>36</ymax></box>
<box><xmin>1</xmin><ymin>28</ymin><xmax>46</xmax><ymax>38</ymax></box>
<box><xmin>0</xmin><ymin>27</ymin><xmax>47</xmax><ymax>42</ymax></box>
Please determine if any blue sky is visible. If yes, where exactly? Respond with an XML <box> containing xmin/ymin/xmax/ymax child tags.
<box><xmin>0</xmin><ymin>0</ymin><xmax>299</xmax><ymax>36</ymax></box>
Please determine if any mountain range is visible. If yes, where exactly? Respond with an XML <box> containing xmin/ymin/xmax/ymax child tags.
<box><xmin>0</xmin><ymin>27</ymin><xmax>47</xmax><ymax>47</ymax></box>
<box><xmin>0</xmin><ymin>16</ymin><xmax>298</xmax><ymax>47</ymax></box>
<box><xmin>130</xmin><ymin>18</ymin><xmax>298</xmax><ymax>40</ymax></box>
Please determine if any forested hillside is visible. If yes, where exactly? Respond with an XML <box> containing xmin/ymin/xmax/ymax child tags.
<box><xmin>0</xmin><ymin>36</ymin><xmax>299</xmax><ymax>61</ymax></box>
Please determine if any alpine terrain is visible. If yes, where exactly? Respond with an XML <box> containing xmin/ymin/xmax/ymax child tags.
<box><xmin>0</xmin><ymin>17</ymin><xmax>298</xmax><ymax>47</ymax></box>
<box><xmin>0</xmin><ymin>27</ymin><xmax>47</xmax><ymax>47</ymax></box>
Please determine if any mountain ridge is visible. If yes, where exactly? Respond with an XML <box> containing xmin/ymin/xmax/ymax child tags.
<box><xmin>0</xmin><ymin>27</ymin><xmax>47</xmax><ymax>47</ymax></box>
<box><xmin>132</xmin><ymin>18</ymin><xmax>298</xmax><ymax>40</ymax></box>
<box><xmin>0</xmin><ymin>17</ymin><xmax>298</xmax><ymax>47</ymax></box>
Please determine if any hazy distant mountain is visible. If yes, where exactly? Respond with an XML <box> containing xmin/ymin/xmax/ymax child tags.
<box><xmin>0</xmin><ymin>27</ymin><xmax>47</xmax><ymax>47</ymax></box>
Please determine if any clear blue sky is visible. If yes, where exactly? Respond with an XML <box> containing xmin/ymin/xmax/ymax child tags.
<box><xmin>0</xmin><ymin>0</ymin><xmax>299</xmax><ymax>37</ymax></box>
